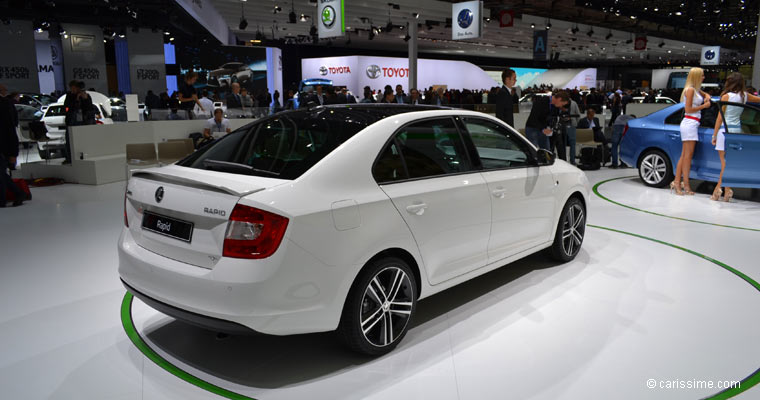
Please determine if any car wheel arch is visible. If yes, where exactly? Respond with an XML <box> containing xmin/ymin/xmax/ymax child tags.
<box><xmin>349</xmin><ymin>248</ymin><xmax>423</xmax><ymax>302</ymax></box>
<box><xmin>636</xmin><ymin>146</ymin><xmax>671</xmax><ymax>168</ymax></box>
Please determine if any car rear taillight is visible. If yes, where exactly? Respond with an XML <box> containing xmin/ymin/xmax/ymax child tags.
<box><xmin>622</xmin><ymin>124</ymin><xmax>629</xmax><ymax>140</ymax></box>
<box><xmin>223</xmin><ymin>204</ymin><xmax>289</xmax><ymax>259</ymax></box>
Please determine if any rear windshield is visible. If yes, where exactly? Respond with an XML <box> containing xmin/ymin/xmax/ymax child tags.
<box><xmin>178</xmin><ymin>109</ymin><xmax>368</xmax><ymax>179</ymax></box>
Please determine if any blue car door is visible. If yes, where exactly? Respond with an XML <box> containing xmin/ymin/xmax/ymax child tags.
<box><xmin>719</xmin><ymin>101</ymin><xmax>760</xmax><ymax>187</ymax></box>
<box><xmin>693</xmin><ymin>102</ymin><xmax>722</xmax><ymax>179</ymax></box>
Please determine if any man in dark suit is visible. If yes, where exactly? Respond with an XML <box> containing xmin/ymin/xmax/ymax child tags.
<box><xmin>495</xmin><ymin>68</ymin><xmax>517</xmax><ymax>127</ymax></box>
<box><xmin>576</xmin><ymin>108</ymin><xmax>607</xmax><ymax>145</ymax></box>
<box><xmin>394</xmin><ymin>84</ymin><xmax>408</xmax><ymax>104</ymax></box>
<box><xmin>525</xmin><ymin>93</ymin><xmax>554</xmax><ymax>150</ymax></box>
<box><xmin>0</xmin><ymin>85</ymin><xmax>24</xmax><ymax>206</ymax></box>
<box><xmin>226</xmin><ymin>83</ymin><xmax>243</xmax><ymax>109</ymax></box>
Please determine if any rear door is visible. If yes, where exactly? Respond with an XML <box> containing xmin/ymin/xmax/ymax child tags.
<box><xmin>375</xmin><ymin>117</ymin><xmax>492</xmax><ymax>285</ymax></box>
<box><xmin>460</xmin><ymin>117</ymin><xmax>556</xmax><ymax>263</ymax></box>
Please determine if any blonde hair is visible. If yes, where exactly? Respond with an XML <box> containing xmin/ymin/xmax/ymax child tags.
<box><xmin>680</xmin><ymin>67</ymin><xmax>704</xmax><ymax>101</ymax></box>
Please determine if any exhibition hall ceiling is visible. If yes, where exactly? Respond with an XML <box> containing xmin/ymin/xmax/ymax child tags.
<box><xmin>212</xmin><ymin>0</ymin><xmax>755</xmax><ymax>63</ymax></box>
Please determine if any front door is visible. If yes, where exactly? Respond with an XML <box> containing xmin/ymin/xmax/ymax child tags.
<box><xmin>460</xmin><ymin>117</ymin><xmax>557</xmax><ymax>264</ymax></box>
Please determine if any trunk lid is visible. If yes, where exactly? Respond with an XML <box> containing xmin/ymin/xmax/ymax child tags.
<box><xmin>125</xmin><ymin>165</ymin><xmax>289</xmax><ymax>268</ymax></box>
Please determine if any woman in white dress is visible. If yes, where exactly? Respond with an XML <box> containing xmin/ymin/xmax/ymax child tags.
<box><xmin>711</xmin><ymin>72</ymin><xmax>760</xmax><ymax>201</ymax></box>
<box><xmin>672</xmin><ymin>68</ymin><xmax>711</xmax><ymax>195</ymax></box>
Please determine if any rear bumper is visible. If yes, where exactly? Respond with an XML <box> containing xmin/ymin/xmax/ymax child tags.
<box><xmin>123</xmin><ymin>279</ymin><xmax>257</xmax><ymax>335</ymax></box>
<box><xmin>117</xmin><ymin>227</ymin><xmax>354</xmax><ymax>335</ymax></box>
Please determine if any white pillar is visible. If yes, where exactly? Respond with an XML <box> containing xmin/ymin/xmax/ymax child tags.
<box><xmin>408</xmin><ymin>21</ymin><xmax>418</xmax><ymax>91</ymax></box>
<box><xmin>754</xmin><ymin>12</ymin><xmax>760</xmax><ymax>88</ymax></box>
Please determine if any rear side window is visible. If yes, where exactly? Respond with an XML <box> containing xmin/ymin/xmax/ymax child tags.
<box><xmin>179</xmin><ymin>111</ymin><xmax>366</xmax><ymax>179</ymax></box>
<box><xmin>374</xmin><ymin>117</ymin><xmax>471</xmax><ymax>182</ymax></box>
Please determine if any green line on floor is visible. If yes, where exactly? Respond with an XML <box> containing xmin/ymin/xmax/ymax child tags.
<box><xmin>120</xmin><ymin>224</ymin><xmax>760</xmax><ymax>400</ymax></box>
<box><xmin>589</xmin><ymin>224</ymin><xmax>760</xmax><ymax>399</ymax></box>
<box><xmin>120</xmin><ymin>292</ymin><xmax>257</xmax><ymax>400</ymax></box>
<box><xmin>592</xmin><ymin>176</ymin><xmax>760</xmax><ymax>232</ymax></box>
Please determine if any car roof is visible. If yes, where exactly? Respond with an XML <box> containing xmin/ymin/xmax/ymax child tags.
<box><xmin>261</xmin><ymin>104</ymin><xmax>454</xmax><ymax>132</ymax></box>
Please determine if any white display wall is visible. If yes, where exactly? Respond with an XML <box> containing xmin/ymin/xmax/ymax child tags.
<box><xmin>302</xmin><ymin>56</ymin><xmax>500</xmax><ymax>95</ymax></box>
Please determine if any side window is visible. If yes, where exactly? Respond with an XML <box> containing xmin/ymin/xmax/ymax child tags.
<box><xmin>395</xmin><ymin>118</ymin><xmax>471</xmax><ymax>179</ymax></box>
<box><xmin>701</xmin><ymin>103</ymin><xmax>718</xmax><ymax>129</ymax></box>
<box><xmin>373</xmin><ymin>141</ymin><xmax>407</xmax><ymax>183</ymax></box>
<box><xmin>664</xmin><ymin>109</ymin><xmax>684</xmax><ymax>125</ymax></box>
<box><xmin>463</xmin><ymin>118</ymin><xmax>532</xmax><ymax>169</ymax></box>
<box><xmin>722</xmin><ymin>103</ymin><xmax>760</xmax><ymax>135</ymax></box>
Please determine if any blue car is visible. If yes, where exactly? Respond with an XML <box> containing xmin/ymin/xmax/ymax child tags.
<box><xmin>620</xmin><ymin>100</ymin><xmax>760</xmax><ymax>188</ymax></box>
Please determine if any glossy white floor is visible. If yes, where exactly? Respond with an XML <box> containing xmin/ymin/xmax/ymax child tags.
<box><xmin>1</xmin><ymin>168</ymin><xmax>759</xmax><ymax>400</ymax></box>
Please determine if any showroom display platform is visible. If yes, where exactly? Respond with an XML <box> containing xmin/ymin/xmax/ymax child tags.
<box><xmin>1</xmin><ymin>169</ymin><xmax>759</xmax><ymax>400</ymax></box>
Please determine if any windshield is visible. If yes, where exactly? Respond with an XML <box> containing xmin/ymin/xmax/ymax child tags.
<box><xmin>178</xmin><ymin>109</ymin><xmax>368</xmax><ymax>179</ymax></box>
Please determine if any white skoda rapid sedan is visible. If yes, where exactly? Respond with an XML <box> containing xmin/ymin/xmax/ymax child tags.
<box><xmin>119</xmin><ymin>104</ymin><xmax>590</xmax><ymax>355</ymax></box>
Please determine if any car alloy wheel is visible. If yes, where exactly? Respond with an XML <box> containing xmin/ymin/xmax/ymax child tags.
<box><xmin>549</xmin><ymin>197</ymin><xmax>586</xmax><ymax>262</ymax></box>
<box><xmin>360</xmin><ymin>266</ymin><xmax>414</xmax><ymax>348</ymax></box>
<box><xmin>640</xmin><ymin>152</ymin><xmax>668</xmax><ymax>186</ymax></box>
<box><xmin>339</xmin><ymin>257</ymin><xmax>417</xmax><ymax>356</ymax></box>
<box><xmin>561</xmin><ymin>203</ymin><xmax>585</xmax><ymax>258</ymax></box>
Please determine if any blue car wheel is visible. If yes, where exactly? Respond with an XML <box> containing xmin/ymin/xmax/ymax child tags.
<box><xmin>638</xmin><ymin>149</ymin><xmax>673</xmax><ymax>188</ymax></box>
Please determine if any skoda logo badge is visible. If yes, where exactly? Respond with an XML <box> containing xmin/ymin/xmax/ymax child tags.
<box><xmin>155</xmin><ymin>187</ymin><xmax>164</xmax><ymax>203</ymax></box>
<box><xmin>457</xmin><ymin>9</ymin><xmax>473</xmax><ymax>29</ymax></box>
<box><xmin>321</xmin><ymin>5</ymin><xmax>336</xmax><ymax>28</ymax></box>
<box><xmin>366</xmin><ymin>64</ymin><xmax>381</xmax><ymax>79</ymax></box>
<box><xmin>705</xmin><ymin>50</ymin><xmax>716</xmax><ymax>60</ymax></box>
<box><xmin>319</xmin><ymin>66</ymin><xmax>328</xmax><ymax>76</ymax></box>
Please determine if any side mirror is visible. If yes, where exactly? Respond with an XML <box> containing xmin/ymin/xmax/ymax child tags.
<box><xmin>536</xmin><ymin>149</ymin><xmax>555</xmax><ymax>166</ymax></box>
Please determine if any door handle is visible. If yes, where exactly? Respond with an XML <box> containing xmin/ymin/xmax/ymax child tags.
<box><xmin>406</xmin><ymin>203</ymin><xmax>428</xmax><ymax>216</ymax></box>
<box><xmin>728</xmin><ymin>143</ymin><xmax>743</xmax><ymax>151</ymax></box>
<box><xmin>668</xmin><ymin>133</ymin><xmax>680</xmax><ymax>140</ymax></box>
<box><xmin>491</xmin><ymin>188</ymin><xmax>507</xmax><ymax>198</ymax></box>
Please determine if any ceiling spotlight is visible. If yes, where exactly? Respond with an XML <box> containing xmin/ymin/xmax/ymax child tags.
<box><xmin>164</xmin><ymin>30</ymin><xmax>170</xmax><ymax>35</ymax></box>
<box><xmin>300</xmin><ymin>14</ymin><xmax>309</xmax><ymax>22</ymax></box>
<box><xmin>404</xmin><ymin>32</ymin><xmax>411</xmax><ymax>41</ymax></box>
<box><xmin>605</xmin><ymin>31</ymin><xmax>613</xmax><ymax>40</ymax></box>
<box><xmin>658</xmin><ymin>41</ymin><xmax>665</xmax><ymax>47</ymax></box>
<box><xmin>571</xmin><ymin>25</ymin><xmax>579</xmax><ymax>34</ymax></box>
<box><xmin>530</xmin><ymin>23</ymin><xmax>535</xmax><ymax>29</ymax></box>
<box><xmin>545</xmin><ymin>22</ymin><xmax>551</xmax><ymax>30</ymax></box>
<box><xmin>587</xmin><ymin>28</ymin><xmax>594</xmax><ymax>37</ymax></box>
<box><xmin>626</xmin><ymin>38</ymin><xmax>633</xmax><ymax>44</ymax></box>
<box><xmin>369</xmin><ymin>28</ymin><xmax>375</xmax><ymax>40</ymax></box>
<box><xmin>169</xmin><ymin>37</ymin><xmax>174</xmax><ymax>41</ymax></box>
<box><xmin>273</xmin><ymin>5</ymin><xmax>282</xmax><ymax>14</ymax></box>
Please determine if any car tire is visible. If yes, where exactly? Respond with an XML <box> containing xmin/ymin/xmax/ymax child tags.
<box><xmin>549</xmin><ymin>197</ymin><xmax>586</xmax><ymax>262</ymax></box>
<box><xmin>638</xmin><ymin>149</ymin><xmax>673</xmax><ymax>188</ymax></box>
<box><xmin>338</xmin><ymin>256</ymin><xmax>417</xmax><ymax>356</ymax></box>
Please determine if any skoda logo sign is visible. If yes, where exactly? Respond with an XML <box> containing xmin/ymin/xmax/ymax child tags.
<box><xmin>155</xmin><ymin>187</ymin><xmax>164</xmax><ymax>203</ymax></box>
<box><xmin>321</xmin><ymin>5</ymin><xmax>336</xmax><ymax>28</ymax></box>
<box><xmin>319</xmin><ymin>66</ymin><xmax>328</xmax><ymax>76</ymax></box>
<box><xmin>705</xmin><ymin>50</ymin><xmax>716</xmax><ymax>60</ymax></box>
<box><xmin>366</xmin><ymin>64</ymin><xmax>381</xmax><ymax>79</ymax></box>
<box><xmin>457</xmin><ymin>9</ymin><xmax>474</xmax><ymax>29</ymax></box>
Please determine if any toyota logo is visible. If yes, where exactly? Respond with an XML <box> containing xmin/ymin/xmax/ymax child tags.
<box><xmin>319</xmin><ymin>66</ymin><xmax>328</xmax><ymax>76</ymax></box>
<box><xmin>457</xmin><ymin>9</ymin><xmax>474</xmax><ymax>29</ymax></box>
<box><xmin>705</xmin><ymin>50</ymin><xmax>716</xmax><ymax>60</ymax></box>
<box><xmin>155</xmin><ymin>187</ymin><xmax>164</xmax><ymax>203</ymax></box>
<box><xmin>321</xmin><ymin>5</ymin><xmax>336</xmax><ymax>28</ymax></box>
<box><xmin>366</xmin><ymin>64</ymin><xmax>381</xmax><ymax>79</ymax></box>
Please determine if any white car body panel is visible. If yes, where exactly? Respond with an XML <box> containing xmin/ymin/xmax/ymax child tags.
<box><xmin>118</xmin><ymin>108</ymin><xmax>590</xmax><ymax>336</ymax></box>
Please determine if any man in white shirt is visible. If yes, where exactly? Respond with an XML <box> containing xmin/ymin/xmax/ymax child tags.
<box><xmin>203</xmin><ymin>108</ymin><xmax>231</xmax><ymax>139</ymax></box>
<box><xmin>195</xmin><ymin>90</ymin><xmax>213</xmax><ymax>118</ymax></box>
